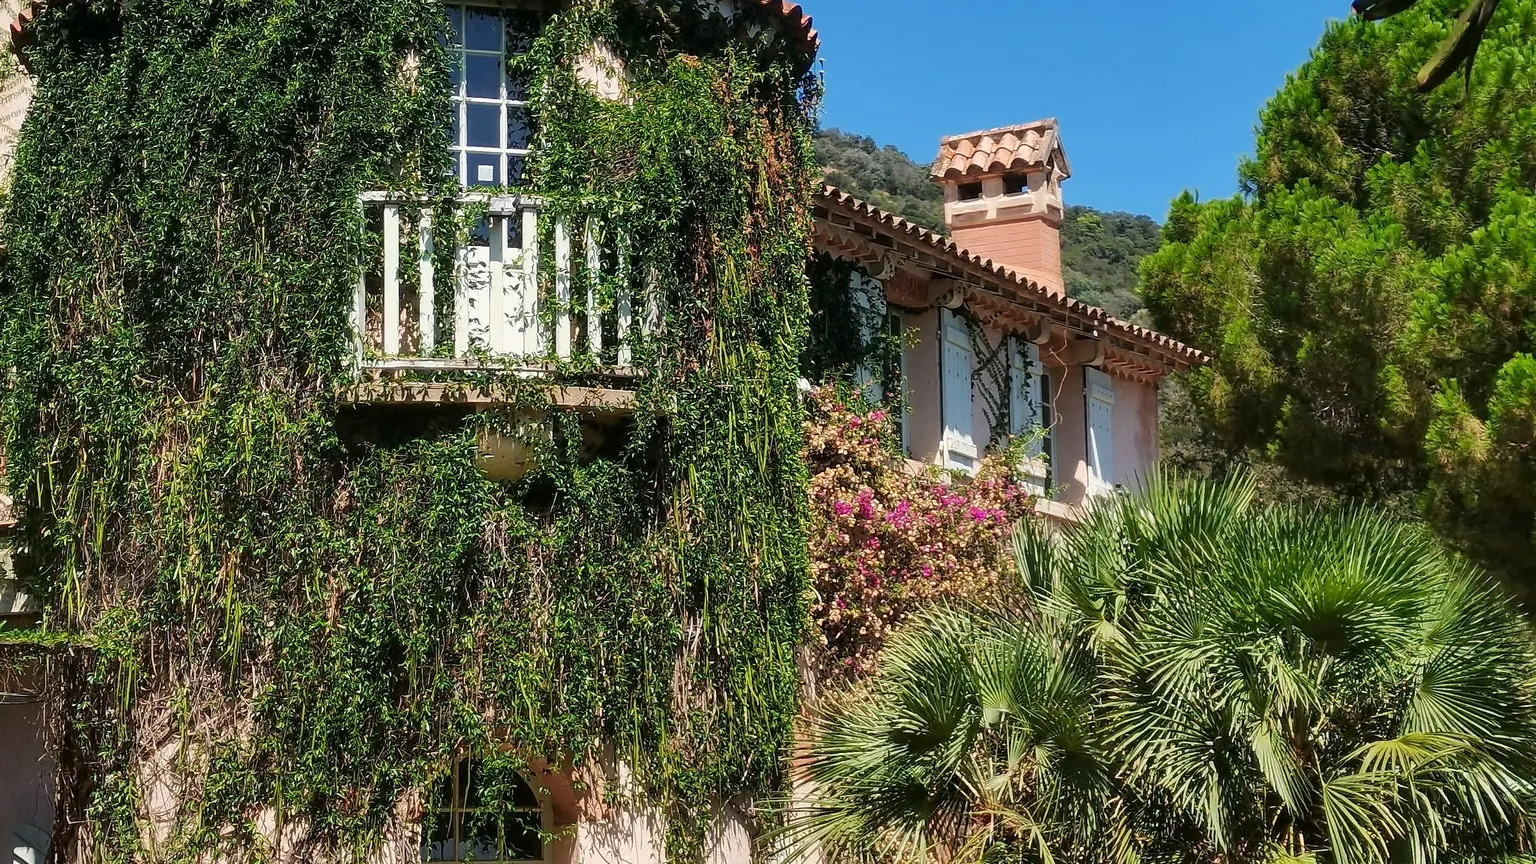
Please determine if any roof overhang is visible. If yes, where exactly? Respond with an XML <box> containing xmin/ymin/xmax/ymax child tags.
<box><xmin>814</xmin><ymin>185</ymin><xmax>1206</xmax><ymax>377</ymax></box>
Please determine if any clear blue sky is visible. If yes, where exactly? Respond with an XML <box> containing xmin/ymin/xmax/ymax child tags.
<box><xmin>810</xmin><ymin>0</ymin><xmax>1349</xmax><ymax>219</ymax></box>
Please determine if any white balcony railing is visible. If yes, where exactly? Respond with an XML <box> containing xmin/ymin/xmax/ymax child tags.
<box><xmin>353</xmin><ymin>192</ymin><xmax>656</xmax><ymax>376</ymax></box>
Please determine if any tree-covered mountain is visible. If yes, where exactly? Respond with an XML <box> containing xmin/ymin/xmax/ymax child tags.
<box><xmin>814</xmin><ymin>128</ymin><xmax>948</xmax><ymax>234</ymax></box>
<box><xmin>1059</xmin><ymin>207</ymin><xmax>1158</xmax><ymax>324</ymax></box>
<box><xmin>813</xmin><ymin>127</ymin><xmax>1159</xmax><ymax>323</ymax></box>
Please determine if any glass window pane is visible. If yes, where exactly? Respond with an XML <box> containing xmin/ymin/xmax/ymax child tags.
<box><xmin>508</xmin><ymin>155</ymin><xmax>526</xmax><ymax>187</ymax></box>
<box><xmin>446</xmin><ymin>5</ymin><xmax>463</xmax><ymax>47</ymax></box>
<box><xmin>505</xmin><ymin>11</ymin><xmax>542</xmax><ymax>54</ymax></box>
<box><xmin>464</xmin><ymin>54</ymin><xmax>502</xmax><ymax>100</ymax></box>
<box><xmin>466</xmin><ymin>152</ymin><xmax>501</xmax><ymax>188</ymax></box>
<box><xmin>455</xmin><ymin>813</ymin><xmax>539</xmax><ymax>862</ymax></box>
<box><xmin>506</xmin><ymin>65</ymin><xmax>531</xmax><ymax>103</ymax></box>
<box><xmin>450</xmin><ymin>105</ymin><xmax>462</xmax><ymax>147</ymax></box>
<box><xmin>466</xmin><ymin>103</ymin><xmax>500</xmax><ymax>149</ymax></box>
<box><xmin>421</xmin><ymin>809</ymin><xmax>454</xmax><ymax>862</ymax></box>
<box><xmin>507</xmin><ymin>107</ymin><xmax>532</xmax><ymax>151</ymax></box>
<box><xmin>504</xmin><ymin>811</ymin><xmax>542</xmax><ymax>861</ymax></box>
<box><xmin>450</xmin><ymin>53</ymin><xmax>462</xmax><ymax>93</ymax></box>
<box><xmin>464</xmin><ymin>8</ymin><xmax>501</xmax><ymax>51</ymax></box>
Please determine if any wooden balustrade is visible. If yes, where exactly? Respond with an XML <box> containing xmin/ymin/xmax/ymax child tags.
<box><xmin>353</xmin><ymin>192</ymin><xmax>655</xmax><ymax>378</ymax></box>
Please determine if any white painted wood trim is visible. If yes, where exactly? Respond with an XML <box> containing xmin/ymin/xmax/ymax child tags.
<box><xmin>616</xmin><ymin>233</ymin><xmax>633</xmax><ymax>366</ymax></box>
<box><xmin>555</xmin><ymin>216</ymin><xmax>572</xmax><ymax>360</ymax></box>
<box><xmin>418</xmin><ymin>209</ymin><xmax>435</xmax><ymax>354</ymax></box>
<box><xmin>453</xmin><ymin>242</ymin><xmax>470</xmax><ymax>358</ymax></box>
<box><xmin>521</xmin><ymin>206</ymin><xmax>541</xmax><ymax>357</ymax></box>
<box><xmin>586</xmin><ymin>218</ymin><xmax>603</xmax><ymax>357</ymax></box>
<box><xmin>644</xmin><ymin>266</ymin><xmax>661</xmax><ymax>337</ymax></box>
<box><xmin>352</xmin><ymin>261</ymin><xmax>367</xmax><ymax>367</ymax></box>
<box><xmin>381</xmin><ymin>203</ymin><xmax>401</xmax><ymax>357</ymax></box>
<box><xmin>488</xmin><ymin>214</ymin><xmax>507</xmax><ymax>355</ymax></box>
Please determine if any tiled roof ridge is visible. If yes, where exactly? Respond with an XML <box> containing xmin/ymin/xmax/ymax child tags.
<box><xmin>748</xmin><ymin>0</ymin><xmax>819</xmax><ymax>57</ymax></box>
<box><xmin>931</xmin><ymin>117</ymin><xmax>1071</xmax><ymax>181</ymax></box>
<box><xmin>817</xmin><ymin>184</ymin><xmax>1207</xmax><ymax>367</ymax></box>
<box><xmin>938</xmin><ymin>118</ymin><xmax>1059</xmax><ymax>145</ymax></box>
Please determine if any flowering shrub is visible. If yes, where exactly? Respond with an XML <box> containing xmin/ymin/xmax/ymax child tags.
<box><xmin>805</xmin><ymin>388</ymin><xmax>1036</xmax><ymax>677</ymax></box>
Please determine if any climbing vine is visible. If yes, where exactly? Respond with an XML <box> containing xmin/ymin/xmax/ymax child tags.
<box><xmin>0</xmin><ymin>0</ymin><xmax>816</xmax><ymax>861</ymax></box>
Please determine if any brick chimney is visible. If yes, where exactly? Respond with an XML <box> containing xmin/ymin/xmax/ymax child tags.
<box><xmin>931</xmin><ymin>119</ymin><xmax>1070</xmax><ymax>297</ymax></box>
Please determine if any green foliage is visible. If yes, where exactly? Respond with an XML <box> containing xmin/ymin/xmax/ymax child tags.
<box><xmin>1141</xmin><ymin>0</ymin><xmax>1536</xmax><ymax>592</ymax></box>
<box><xmin>0</xmin><ymin>0</ymin><xmax>817</xmax><ymax>859</ymax></box>
<box><xmin>785</xmin><ymin>473</ymin><xmax>1536</xmax><ymax>864</ymax></box>
<box><xmin>1352</xmin><ymin>0</ymin><xmax>1503</xmax><ymax>91</ymax></box>
<box><xmin>1060</xmin><ymin>206</ymin><xmax>1159</xmax><ymax>323</ymax></box>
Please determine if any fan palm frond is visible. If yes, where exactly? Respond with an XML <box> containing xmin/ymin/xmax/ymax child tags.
<box><xmin>787</xmin><ymin>472</ymin><xmax>1536</xmax><ymax>864</ymax></box>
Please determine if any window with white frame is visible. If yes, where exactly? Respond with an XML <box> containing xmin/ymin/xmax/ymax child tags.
<box><xmin>423</xmin><ymin>759</ymin><xmax>546</xmax><ymax>863</ymax></box>
<box><xmin>851</xmin><ymin>269</ymin><xmax>887</xmax><ymax>405</ymax></box>
<box><xmin>444</xmin><ymin>2</ymin><xmax>544</xmax><ymax>189</ymax></box>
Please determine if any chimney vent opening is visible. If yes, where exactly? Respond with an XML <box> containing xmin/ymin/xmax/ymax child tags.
<box><xmin>957</xmin><ymin>181</ymin><xmax>984</xmax><ymax>202</ymax></box>
<box><xmin>1003</xmin><ymin>173</ymin><xmax>1030</xmax><ymax>196</ymax></box>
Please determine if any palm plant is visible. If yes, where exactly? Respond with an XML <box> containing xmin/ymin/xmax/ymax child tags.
<box><xmin>784</xmin><ymin>473</ymin><xmax>1536</xmax><ymax>864</ymax></box>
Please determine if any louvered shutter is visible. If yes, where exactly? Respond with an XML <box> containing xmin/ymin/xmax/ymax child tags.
<box><xmin>1086</xmin><ymin>367</ymin><xmax>1116</xmax><ymax>494</ymax></box>
<box><xmin>940</xmin><ymin>309</ymin><xmax>977</xmax><ymax>474</ymax></box>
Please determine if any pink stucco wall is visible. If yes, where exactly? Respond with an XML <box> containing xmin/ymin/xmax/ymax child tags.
<box><xmin>1110</xmin><ymin>374</ymin><xmax>1160</xmax><ymax>491</ymax></box>
<box><xmin>1045</xmin><ymin>362</ymin><xmax>1089</xmax><ymax>506</ymax></box>
<box><xmin>887</xmin><ymin>290</ymin><xmax>1162</xmax><ymax>512</ymax></box>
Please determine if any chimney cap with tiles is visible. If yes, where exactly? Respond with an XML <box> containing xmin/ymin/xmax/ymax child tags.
<box><xmin>930</xmin><ymin>118</ymin><xmax>1071</xmax><ymax>182</ymax></box>
<box><xmin>931</xmin><ymin>118</ymin><xmax>1070</xmax><ymax>297</ymax></box>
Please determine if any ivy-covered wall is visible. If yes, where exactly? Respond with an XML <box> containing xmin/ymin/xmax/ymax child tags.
<box><xmin>0</xmin><ymin>0</ymin><xmax>817</xmax><ymax>860</ymax></box>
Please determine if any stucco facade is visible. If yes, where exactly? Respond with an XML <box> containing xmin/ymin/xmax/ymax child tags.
<box><xmin>814</xmin><ymin>120</ymin><xmax>1203</xmax><ymax>522</ymax></box>
<box><xmin>0</xmin><ymin>0</ymin><xmax>30</xmax><ymax>184</ymax></box>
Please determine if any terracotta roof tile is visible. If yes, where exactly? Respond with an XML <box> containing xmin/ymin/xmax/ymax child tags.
<box><xmin>816</xmin><ymin>185</ymin><xmax>1206</xmax><ymax>369</ymax></box>
<box><xmin>6</xmin><ymin>3</ymin><xmax>33</xmax><ymax>69</ymax></box>
<box><xmin>749</xmin><ymin>0</ymin><xmax>819</xmax><ymax>58</ymax></box>
<box><xmin>931</xmin><ymin>118</ymin><xmax>1071</xmax><ymax>181</ymax></box>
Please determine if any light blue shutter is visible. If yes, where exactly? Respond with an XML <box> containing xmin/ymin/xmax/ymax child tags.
<box><xmin>941</xmin><ymin>309</ymin><xmax>977</xmax><ymax>474</ymax></box>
